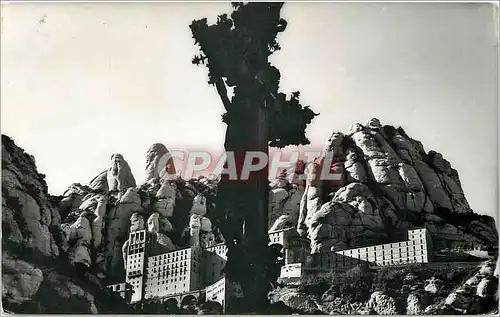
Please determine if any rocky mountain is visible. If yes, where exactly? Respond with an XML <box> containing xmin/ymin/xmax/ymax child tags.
<box><xmin>48</xmin><ymin>145</ymin><xmax>221</xmax><ymax>284</ymax></box>
<box><xmin>1</xmin><ymin>135</ymin><xmax>132</xmax><ymax>313</ymax></box>
<box><xmin>268</xmin><ymin>118</ymin><xmax>498</xmax><ymax>256</ymax></box>
<box><xmin>2</xmin><ymin>117</ymin><xmax>498</xmax><ymax>314</ymax></box>
<box><xmin>2</xmin><ymin>135</ymin><xmax>224</xmax><ymax>313</ymax></box>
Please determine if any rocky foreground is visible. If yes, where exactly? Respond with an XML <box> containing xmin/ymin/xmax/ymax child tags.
<box><xmin>2</xmin><ymin>118</ymin><xmax>499</xmax><ymax>314</ymax></box>
<box><xmin>270</xmin><ymin>260</ymin><xmax>499</xmax><ymax>315</ymax></box>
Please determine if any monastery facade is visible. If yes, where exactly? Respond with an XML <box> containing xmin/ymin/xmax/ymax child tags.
<box><xmin>109</xmin><ymin>227</ymin><xmax>432</xmax><ymax>311</ymax></box>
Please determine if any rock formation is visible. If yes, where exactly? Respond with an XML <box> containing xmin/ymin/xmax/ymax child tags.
<box><xmin>147</xmin><ymin>212</ymin><xmax>160</xmax><ymax>234</ymax></box>
<box><xmin>189</xmin><ymin>214</ymin><xmax>202</xmax><ymax>246</ymax></box>
<box><xmin>155</xmin><ymin>180</ymin><xmax>176</xmax><ymax>217</ymax></box>
<box><xmin>190</xmin><ymin>193</ymin><xmax>207</xmax><ymax>216</ymax></box>
<box><xmin>47</xmin><ymin>142</ymin><xmax>220</xmax><ymax>283</ymax></box>
<box><xmin>89</xmin><ymin>171</ymin><xmax>108</xmax><ymax>192</ymax></box>
<box><xmin>2</xmin><ymin>135</ymin><xmax>133</xmax><ymax>314</ymax></box>
<box><xmin>268</xmin><ymin>164</ymin><xmax>306</xmax><ymax>233</ymax></box>
<box><xmin>271</xmin><ymin>258</ymin><xmax>499</xmax><ymax>315</ymax></box>
<box><xmin>290</xmin><ymin>118</ymin><xmax>498</xmax><ymax>253</ymax></box>
<box><xmin>155</xmin><ymin>215</ymin><xmax>176</xmax><ymax>253</ymax></box>
<box><xmin>297</xmin><ymin>158</ymin><xmax>324</xmax><ymax>238</ymax></box>
<box><xmin>2</xmin><ymin>136</ymin><xmax>60</xmax><ymax>258</ymax></box>
<box><xmin>199</xmin><ymin>216</ymin><xmax>216</xmax><ymax>248</ymax></box>
<box><xmin>144</xmin><ymin>143</ymin><xmax>176</xmax><ymax>183</ymax></box>
<box><xmin>107</xmin><ymin>154</ymin><xmax>136</xmax><ymax>192</ymax></box>
<box><xmin>2</xmin><ymin>115</ymin><xmax>498</xmax><ymax>314</ymax></box>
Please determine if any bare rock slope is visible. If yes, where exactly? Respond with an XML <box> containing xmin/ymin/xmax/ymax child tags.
<box><xmin>269</xmin><ymin>118</ymin><xmax>497</xmax><ymax>255</ymax></box>
<box><xmin>1</xmin><ymin>135</ymin><xmax>131</xmax><ymax>314</ymax></box>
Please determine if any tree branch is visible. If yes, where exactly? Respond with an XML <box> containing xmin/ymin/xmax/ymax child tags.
<box><xmin>214</xmin><ymin>78</ymin><xmax>232</xmax><ymax>111</ymax></box>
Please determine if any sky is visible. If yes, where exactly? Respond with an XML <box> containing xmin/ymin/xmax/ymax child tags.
<box><xmin>1</xmin><ymin>2</ymin><xmax>498</xmax><ymax>220</ymax></box>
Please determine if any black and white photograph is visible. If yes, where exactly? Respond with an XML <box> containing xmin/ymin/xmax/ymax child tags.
<box><xmin>1</xmin><ymin>1</ymin><xmax>498</xmax><ymax>314</ymax></box>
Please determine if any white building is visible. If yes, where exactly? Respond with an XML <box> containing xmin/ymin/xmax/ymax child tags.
<box><xmin>279</xmin><ymin>263</ymin><xmax>303</xmax><ymax>285</ymax></box>
<box><xmin>143</xmin><ymin>246</ymin><xmax>203</xmax><ymax>300</ymax></box>
<box><xmin>112</xmin><ymin>227</ymin><xmax>433</xmax><ymax>306</ymax></box>
<box><xmin>205</xmin><ymin>277</ymin><xmax>227</xmax><ymax>310</ymax></box>
<box><xmin>205</xmin><ymin>276</ymin><xmax>244</xmax><ymax>313</ymax></box>
<box><xmin>312</xmin><ymin>228</ymin><xmax>433</xmax><ymax>271</ymax></box>
<box><xmin>124</xmin><ymin>229</ymin><xmax>149</xmax><ymax>303</ymax></box>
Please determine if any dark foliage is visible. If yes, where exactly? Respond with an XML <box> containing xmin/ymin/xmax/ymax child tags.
<box><xmin>189</xmin><ymin>2</ymin><xmax>318</xmax><ymax>149</ymax></box>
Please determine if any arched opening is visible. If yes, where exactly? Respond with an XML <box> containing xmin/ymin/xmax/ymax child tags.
<box><xmin>180</xmin><ymin>294</ymin><xmax>198</xmax><ymax>307</ymax></box>
<box><xmin>163</xmin><ymin>298</ymin><xmax>179</xmax><ymax>313</ymax></box>
<box><xmin>180</xmin><ymin>294</ymin><xmax>198</xmax><ymax>313</ymax></box>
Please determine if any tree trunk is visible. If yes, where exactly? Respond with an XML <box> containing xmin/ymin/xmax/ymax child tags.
<box><xmin>217</xmin><ymin>100</ymin><xmax>270</xmax><ymax>313</ymax></box>
<box><xmin>241</xmin><ymin>100</ymin><xmax>269</xmax><ymax>312</ymax></box>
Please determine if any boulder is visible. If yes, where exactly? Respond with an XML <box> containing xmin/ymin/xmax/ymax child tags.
<box><xmin>279</xmin><ymin>291</ymin><xmax>321</xmax><ymax>314</ymax></box>
<box><xmin>307</xmin><ymin>182</ymin><xmax>385</xmax><ymax>252</ymax></box>
<box><xmin>346</xmin><ymin>123</ymin><xmax>364</xmax><ymax>136</ymax></box>
<box><xmin>190</xmin><ymin>194</ymin><xmax>207</xmax><ymax>216</ymax></box>
<box><xmin>158</xmin><ymin>216</ymin><xmax>174</xmax><ymax>234</ymax></box>
<box><xmin>270</xmin><ymin>215</ymin><xmax>295</xmax><ymax>232</ymax></box>
<box><xmin>189</xmin><ymin>214</ymin><xmax>201</xmax><ymax>246</ymax></box>
<box><xmin>106</xmin><ymin>154</ymin><xmax>136</xmax><ymax>192</ymax></box>
<box><xmin>147</xmin><ymin>213</ymin><xmax>160</xmax><ymax>234</ymax></box>
<box><xmin>476</xmin><ymin>277</ymin><xmax>496</xmax><ymax>298</ymax></box>
<box><xmin>154</xmin><ymin>198</ymin><xmax>175</xmax><ymax>217</ymax></box>
<box><xmin>365</xmin><ymin>118</ymin><xmax>382</xmax><ymax>130</ymax></box>
<box><xmin>406</xmin><ymin>293</ymin><xmax>424</xmax><ymax>315</ymax></box>
<box><xmin>367</xmin><ymin>291</ymin><xmax>398</xmax><ymax>315</ymax></box>
<box><xmin>129</xmin><ymin>212</ymin><xmax>145</xmax><ymax>232</ymax></box>
<box><xmin>156</xmin><ymin>180</ymin><xmax>176</xmax><ymax>199</ymax></box>
<box><xmin>2</xmin><ymin>252</ymin><xmax>44</xmax><ymax>303</ymax></box>
<box><xmin>200</xmin><ymin>217</ymin><xmax>212</xmax><ymax>232</ymax></box>
<box><xmin>89</xmin><ymin>171</ymin><xmax>108</xmax><ymax>192</ymax></box>
<box><xmin>68</xmin><ymin>240</ymin><xmax>92</xmax><ymax>268</ymax></box>
<box><xmin>155</xmin><ymin>233</ymin><xmax>176</xmax><ymax>252</ymax></box>
<box><xmin>323</xmin><ymin>131</ymin><xmax>344</xmax><ymax>159</ymax></box>
<box><xmin>144</xmin><ymin>143</ymin><xmax>176</xmax><ymax>183</ymax></box>
<box><xmin>478</xmin><ymin>261</ymin><xmax>495</xmax><ymax>276</ymax></box>
<box><xmin>424</xmin><ymin>277</ymin><xmax>441</xmax><ymax>294</ymax></box>
<box><xmin>444</xmin><ymin>291</ymin><xmax>472</xmax><ymax>312</ymax></box>
<box><xmin>120</xmin><ymin>187</ymin><xmax>141</xmax><ymax>204</ymax></box>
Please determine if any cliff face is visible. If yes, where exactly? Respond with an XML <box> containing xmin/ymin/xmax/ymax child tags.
<box><xmin>1</xmin><ymin>135</ymin><xmax>131</xmax><ymax>314</ymax></box>
<box><xmin>268</xmin><ymin>118</ymin><xmax>498</xmax><ymax>254</ymax></box>
<box><xmin>1</xmin><ymin>136</ymin><xmax>220</xmax><ymax>313</ymax></box>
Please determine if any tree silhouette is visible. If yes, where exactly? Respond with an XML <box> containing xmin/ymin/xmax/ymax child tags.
<box><xmin>190</xmin><ymin>2</ymin><xmax>318</xmax><ymax>313</ymax></box>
